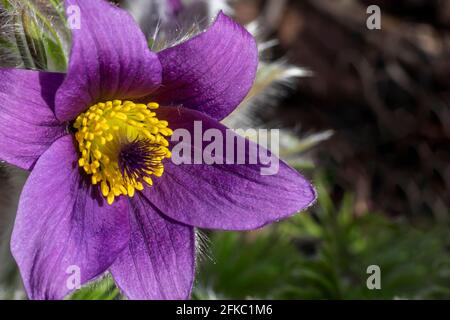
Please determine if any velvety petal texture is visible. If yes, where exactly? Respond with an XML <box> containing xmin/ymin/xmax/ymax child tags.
<box><xmin>3</xmin><ymin>0</ymin><xmax>314</xmax><ymax>301</ymax></box>
<box><xmin>11</xmin><ymin>136</ymin><xmax>130</xmax><ymax>300</ymax></box>
<box><xmin>55</xmin><ymin>0</ymin><xmax>162</xmax><ymax>122</ymax></box>
<box><xmin>144</xmin><ymin>107</ymin><xmax>316</xmax><ymax>230</ymax></box>
<box><xmin>153</xmin><ymin>12</ymin><xmax>258</xmax><ymax>121</ymax></box>
<box><xmin>0</xmin><ymin>69</ymin><xmax>65</xmax><ymax>170</ymax></box>
<box><xmin>110</xmin><ymin>194</ymin><xmax>195</xmax><ymax>300</ymax></box>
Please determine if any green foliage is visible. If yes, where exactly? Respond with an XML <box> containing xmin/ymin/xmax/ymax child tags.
<box><xmin>0</xmin><ymin>0</ymin><xmax>68</xmax><ymax>70</ymax></box>
<box><xmin>193</xmin><ymin>174</ymin><xmax>450</xmax><ymax>300</ymax></box>
<box><xmin>69</xmin><ymin>275</ymin><xmax>119</xmax><ymax>300</ymax></box>
<box><xmin>0</xmin><ymin>0</ymin><xmax>11</xmax><ymax>10</ymax></box>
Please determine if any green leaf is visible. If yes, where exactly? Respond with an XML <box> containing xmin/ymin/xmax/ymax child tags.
<box><xmin>43</xmin><ymin>34</ymin><xmax>67</xmax><ymax>71</ymax></box>
<box><xmin>69</xmin><ymin>275</ymin><xmax>120</xmax><ymax>300</ymax></box>
<box><xmin>14</xmin><ymin>10</ymin><xmax>35</xmax><ymax>69</ymax></box>
<box><xmin>194</xmin><ymin>173</ymin><xmax>450</xmax><ymax>300</ymax></box>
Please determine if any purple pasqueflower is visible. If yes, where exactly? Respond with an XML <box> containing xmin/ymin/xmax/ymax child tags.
<box><xmin>0</xmin><ymin>0</ymin><xmax>316</xmax><ymax>300</ymax></box>
<box><xmin>168</xmin><ymin>0</ymin><xmax>183</xmax><ymax>14</ymax></box>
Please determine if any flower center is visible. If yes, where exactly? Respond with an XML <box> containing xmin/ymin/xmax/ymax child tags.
<box><xmin>73</xmin><ymin>100</ymin><xmax>172</xmax><ymax>205</ymax></box>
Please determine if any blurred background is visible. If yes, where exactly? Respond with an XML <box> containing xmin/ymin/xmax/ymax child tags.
<box><xmin>0</xmin><ymin>0</ymin><xmax>449</xmax><ymax>299</ymax></box>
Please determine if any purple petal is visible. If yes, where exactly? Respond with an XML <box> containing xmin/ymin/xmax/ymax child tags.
<box><xmin>110</xmin><ymin>194</ymin><xmax>195</xmax><ymax>300</ymax></box>
<box><xmin>152</xmin><ymin>12</ymin><xmax>258</xmax><ymax>121</ymax></box>
<box><xmin>143</xmin><ymin>106</ymin><xmax>316</xmax><ymax>231</ymax></box>
<box><xmin>55</xmin><ymin>0</ymin><xmax>162</xmax><ymax>122</ymax></box>
<box><xmin>11</xmin><ymin>136</ymin><xmax>130</xmax><ymax>300</ymax></box>
<box><xmin>0</xmin><ymin>68</ymin><xmax>66</xmax><ymax>170</ymax></box>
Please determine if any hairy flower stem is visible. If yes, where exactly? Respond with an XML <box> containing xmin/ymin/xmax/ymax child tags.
<box><xmin>14</xmin><ymin>11</ymin><xmax>35</xmax><ymax>68</ymax></box>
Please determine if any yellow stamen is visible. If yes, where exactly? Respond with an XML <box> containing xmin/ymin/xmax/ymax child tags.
<box><xmin>74</xmin><ymin>100</ymin><xmax>172</xmax><ymax>205</ymax></box>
